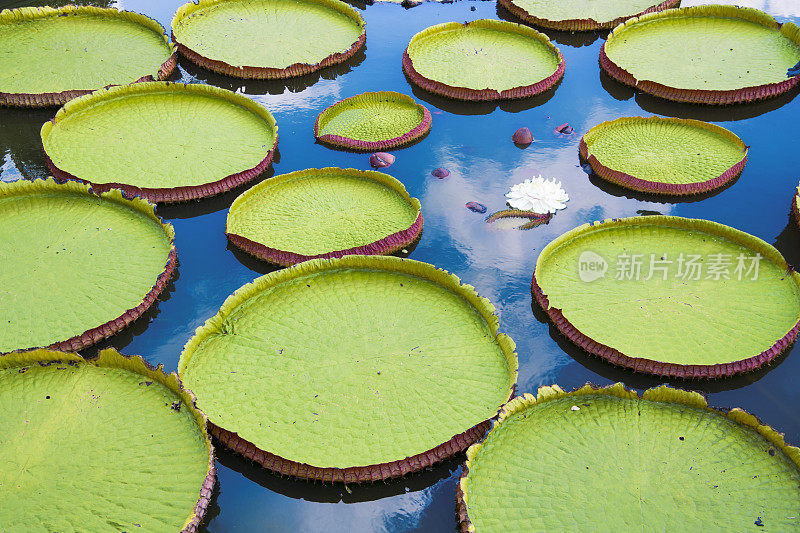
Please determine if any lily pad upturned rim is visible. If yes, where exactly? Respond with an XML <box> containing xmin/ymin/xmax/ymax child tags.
<box><xmin>0</xmin><ymin>178</ymin><xmax>176</xmax><ymax>353</ymax></box>
<box><xmin>600</xmin><ymin>6</ymin><xmax>800</xmax><ymax>105</ymax></box>
<box><xmin>579</xmin><ymin>116</ymin><xmax>748</xmax><ymax>196</ymax></box>
<box><xmin>496</xmin><ymin>0</ymin><xmax>679</xmax><ymax>31</ymax></box>
<box><xmin>531</xmin><ymin>216</ymin><xmax>800</xmax><ymax>379</ymax></box>
<box><xmin>402</xmin><ymin>19</ymin><xmax>565</xmax><ymax>101</ymax></box>
<box><xmin>792</xmin><ymin>183</ymin><xmax>800</xmax><ymax>229</ymax></box>
<box><xmin>226</xmin><ymin>167</ymin><xmax>423</xmax><ymax>266</ymax></box>
<box><xmin>456</xmin><ymin>382</ymin><xmax>800</xmax><ymax>532</ymax></box>
<box><xmin>486</xmin><ymin>209</ymin><xmax>552</xmax><ymax>230</ymax></box>
<box><xmin>1</xmin><ymin>348</ymin><xmax>215</xmax><ymax>533</ymax></box>
<box><xmin>170</xmin><ymin>0</ymin><xmax>366</xmax><ymax>80</ymax></box>
<box><xmin>313</xmin><ymin>91</ymin><xmax>432</xmax><ymax>151</ymax></box>
<box><xmin>40</xmin><ymin>82</ymin><xmax>279</xmax><ymax>203</ymax></box>
<box><xmin>179</xmin><ymin>255</ymin><xmax>518</xmax><ymax>483</ymax></box>
<box><xmin>0</xmin><ymin>6</ymin><xmax>177</xmax><ymax>108</ymax></box>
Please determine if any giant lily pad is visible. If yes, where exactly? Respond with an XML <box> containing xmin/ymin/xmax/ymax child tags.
<box><xmin>601</xmin><ymin>6</ymin><xmax>800</xmax><ymax>104</ymax></box>
<box><xmin>532</xmin><ymin>216</ymin><xmax>800</xmax><ymax>378</ymax></box>
<box><xmin>0</xmin><ymin>6</ymin><xmax>175</xmax><ymax>107</ymax></box>
<box><xmin>0</xmin><ymin>348</ymin><xmax>214</xmax><ymax>532</ymax></box>
<box><xmin>171</xmin><ymin>0</ymin><xmax>365</xmax><ymax>79</ymax></box>
<box><xmin>403</xmin><ymin>20</ymin><xmax>564</xmax><ymax>101</ymax></box>
<box><xmin>580</xmin><ymin>117</ymin><xmax>748</xmax><ymax>195</ymax></box>
<box><xmin>41</xmin><ymin>82</ymin><xmax>278</xmax><ymax>203</ymax></box>
<box><xmin>497</xmin><ymin>0</ymin><xmax>679</xmax><ymax>31</ymax></box>
<box><xmin>314</xmin><ymin>91</ymin><xmax>431</xmax><ymax>151</ymax></box>
<box><xmin>457</xmin><ymin>383</ymin><xmax>800</xmax><ymax>532</ymax></box>
<box><xmin>226</xmin><ymin>168</ymin><xmax>422</xmax><ymax>266</ymax></box>
<box><xmin>179</xmin><ymin>256</ymin><xmax>517</xmax><ymax>482</ymax></box>
<box><xmin>0</xmin><ymin>179</ymin><xmax>176</xmax><ymax>353</ymax></box>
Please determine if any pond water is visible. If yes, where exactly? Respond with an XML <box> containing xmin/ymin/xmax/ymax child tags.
<box><xmin>2</xmin><ymin>0</ymin><xmax>800</xmax><ymax>531</ymax></box>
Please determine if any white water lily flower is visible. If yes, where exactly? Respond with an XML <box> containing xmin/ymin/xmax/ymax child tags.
<box><xmin>505</xmin><ymin>176</ymin><xmax>569</xmax><ymax>214</ymax></box>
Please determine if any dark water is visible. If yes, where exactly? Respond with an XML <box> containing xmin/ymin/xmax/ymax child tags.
<box><xmin>3</xmin><ymin>0</ymin><xmax>800</xmax><ymax>530</ymax></box>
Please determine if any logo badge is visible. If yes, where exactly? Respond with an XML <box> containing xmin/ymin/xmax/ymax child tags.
<box><xmin>578</xmin><ymin>251</ymin><xmax>608</xmax><ymax>282</ymax></box>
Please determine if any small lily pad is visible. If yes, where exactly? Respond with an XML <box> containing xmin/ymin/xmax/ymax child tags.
<box><xmin>458</xmin><ymin>383</ymin><xmax>800</xmax><ymax>531</ymax></box>
<box><xmin>580</xmin><ymin>117</ymin><xmax>747</xmax><ymax>195</ymax></box>
<box><xmin>226</xmin><ymin>167</ymin><xmax>422</xmax><ymax>266</ymax></box>
<box><xmin>487</xmin><ymin>210</ymin><xmax>551</xmax><ymax>230</ymax></box>
<box><xmin>404</xmin><ymin>20</ymin><xmax>564</xmax><ymax>101</ymax></box>
<box><xmin>315</xmin><ymin>91</ymin><xmax>431</xmax><ymax>151</ymax></box>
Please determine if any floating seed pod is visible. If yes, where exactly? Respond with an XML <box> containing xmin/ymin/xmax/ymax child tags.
<box><xmin>512</xmin><ymin>127</ymin><xmax>534</xmax><ymax>145</ymax></box>
<box><xmin>458</xmin><ymin>383</ymin><xmax>800</xmax><ymax>531</ymax></box>
<box><xmin>171</xmin><ymin>0</ymin><xmax>365</xmax><ymax>79</ymax></box>
<box><xmin>431</xmin><ymin>168</ymin><xmax>450</xmax><ymax>179</ymax></box>
<box><xmin>466</xmin><ymin>201</ymin><xmax>487</xmax><ymax>213</ymax></box>
<box><xmin>370</xmin><ymin>152</ymin><xmax>395</xmax><ymax>168</ymax></box>
<box><xmin>554</xmin><ymin>122</ymin><xmax>574</xmax><ymax>135</ymax></box>
<box><xmin>601</xmin><ymin>6</ymin><xmax>800</xmax><ymax>105</ymax></box>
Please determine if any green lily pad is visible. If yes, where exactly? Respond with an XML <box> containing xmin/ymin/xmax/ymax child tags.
<box><xmin>314</xmin><ymin>91</ymin><xmax>431</xmax><ymax>151</ymax></box>
<box><xmin>171</xmin><ymin>0</ymin><xmax>365</xmax><ymax>79</ymax></box>
<box><xmin>497</xmin><ymin>0</ymin><xmax>679</xmax><ymax>31</ymax></box>
<box><xmin>226</xmin><ymin>168</ymin><xmax>422</xmax><ymax>266</ymax></box>
<box><xmin>793</xmin><ymin>183</ymin><xmax>800</xmax><ymax>229</ymax></box>
<box><xmin>458</xmin><ymin>384</ymin><xmax>800</xmax><ymax>532</ymax></box>
<box><xmin>403</xmin><ymin>20</ymin><xmax>564</xmax><ymax>101</ymax></box>
<box><xmin>0</xmin><ymin>348</ymin><xmax>214</xmax><ymax>532</ymax></box>
<box><xmin>580</xmin><ymin>117</ymin><xmax>748</xmax><ymax>195</ymax></box>
<box><xmin>41</xmin><ymin>82</ymin><xmax>278</xmax><ymax>203</ymax></box>
<box><xmin>601</xmin><ymin>6</ymin><xmax>800</xmax><ymax>104</ymax></box>
<box><xmin>0</xmin><ymin>179</ymin><xmax>175</xmax><ymax>353</ymax></box>
<box><xmin>179</xmin><ymin>256</ymin><xmax>517</xmax><ymax>482</ymax></box>
<box><xmin>532</xmin><ymin>216</ymin><xmax>800</xmax><ymax>378</ymax></box>
<box><xmin>0</xmin><ymin>6</ymin><xmax>175</xmax><ymax>107</ymax></box>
